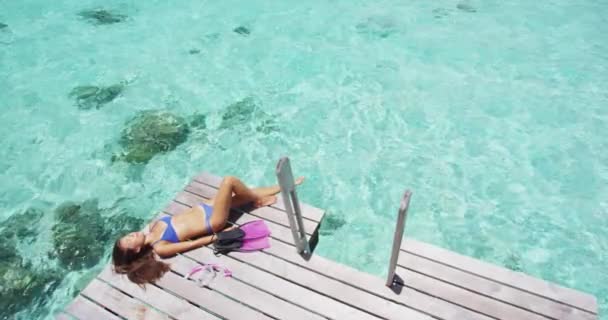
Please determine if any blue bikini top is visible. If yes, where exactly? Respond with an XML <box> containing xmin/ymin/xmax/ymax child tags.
<box><xmin>156</xmin><ymin>216</ymin><xmax>180</xmax><ymax>243</ymax></box>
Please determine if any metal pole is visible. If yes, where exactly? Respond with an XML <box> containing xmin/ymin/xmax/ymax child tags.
<box><xmin>386</xmin><ymin>190</ymin><xmax>412</xmax><ymax>288</ymax></box>
<box><xmin>276</xmin><ymin>157</ymin><xmax>311</xmax><ymax>256</ymax></box>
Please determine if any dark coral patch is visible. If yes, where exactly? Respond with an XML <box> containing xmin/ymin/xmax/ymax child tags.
<box><xmin>456</xmin><ymin>3</ymin><xmax>477</xmax><ymax>13</ymax></box>
<box><xmin>69</xmin><ymin>83</ymin><xmax>124</xmax><ymax>110</ymax></box>
<box><xmin>233</xmin><ymin>26</ymin><xmax>250</xmax><ymax>36</ymax></box>
<box><xmin>79</xmin><ymin>9</ymin><xmax>127</xmax><ymax>25</ymax></box>
<box><xmin>114</xmin><ymin>110</ymin><xmax>190</xmax><ymax>164</ymax></box>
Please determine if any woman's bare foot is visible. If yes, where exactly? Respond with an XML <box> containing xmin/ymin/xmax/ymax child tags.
<box><xmin>252</xmin><ymin>177</ymin><xmax>304</xmax><ymax>208</ymax></box>
<box><xmin>295</xmin><ymin>176</ymin><xmax>305</xmax><ymax>186</ymax></box>
<box><xmin>254</xmin><ymin>195</ymin><xmax>277</xmax><ymax>208</ymax></box>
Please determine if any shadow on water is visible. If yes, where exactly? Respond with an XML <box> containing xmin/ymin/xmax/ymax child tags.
<box><xmin>69</xmin><ymin>83</ymin><xmax>125</xmax><ymax>110</ymax></box>
<box><xmin>0</xmin><ymin>22</ymin><xmax>13</xmax><ymax>44</ymax></box>
<box><xmin>78</xmin><ymin>9</ymin><xmax>127</xmax><ymax>25</ymax></box>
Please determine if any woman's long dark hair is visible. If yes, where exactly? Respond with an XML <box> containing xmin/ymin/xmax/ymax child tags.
<box><xmin>112</xmin><ymin>239</ymin><xmax>169</xmax><ymax>285</ymax></box>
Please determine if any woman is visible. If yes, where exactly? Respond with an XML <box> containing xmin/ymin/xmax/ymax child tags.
<box><xmin>112</xmin><ymin>175</ymin><xmax>304</xmax><ymax>285</ymax></box>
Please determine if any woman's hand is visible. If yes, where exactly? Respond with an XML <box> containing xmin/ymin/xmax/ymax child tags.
<box><xmin>223</xmin><ymin>225</ymin><xmax>237</xmax><ymax>232</ymax></box>
<box><xmin>155</xmin><ymin>234</ymin><xmax>215</xmax><ymax>257</ymax></box>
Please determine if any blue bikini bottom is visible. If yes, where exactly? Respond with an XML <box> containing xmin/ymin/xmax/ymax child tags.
<box><xmin>199</xmin><ymin>202</ymin><xmax>214</xmax><ymax>234</ymax></box>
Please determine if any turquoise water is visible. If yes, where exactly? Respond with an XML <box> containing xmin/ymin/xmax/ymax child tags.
<box><xmin>1</xmin><ymin>0</ymin><xmax>607</xmax><ymax>318</ymax></box>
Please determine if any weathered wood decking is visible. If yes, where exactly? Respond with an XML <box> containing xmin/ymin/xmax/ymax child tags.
<box><xmin>61</xmin><ymin>173</ymin><xmax>598</xmax><ymax>320</ymax></box>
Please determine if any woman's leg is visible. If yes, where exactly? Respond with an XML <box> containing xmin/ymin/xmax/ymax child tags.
<box><xmin>208</xmin><ymin>176</ymin><xmax>259</xmax><ymax>230</ymax></box>
<box><xmin>230</xmin><ymin>176</ymin><xmax>306</xmax><ymax>208</ymax></box>
<box><xmin>231</xmin><ymin>185</ymin><xmax>278</xmax><ymax>208</ymax></box>
<box><xmin>208</xmin><ymin>176</ymin><xmax>306</xmax><ymax>231</ymax></box>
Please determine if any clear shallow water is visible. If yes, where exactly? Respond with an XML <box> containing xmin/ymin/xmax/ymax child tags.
<box><xmin>1</xmin><ymin>0</ymin><xmax>607</xmax><ymax>318</ymax></box>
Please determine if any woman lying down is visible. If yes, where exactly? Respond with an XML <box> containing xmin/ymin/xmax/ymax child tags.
<box><xmin>112</xmin><ymin>175</ymin><xmax>304</xmax><ymax>284</ymax></box>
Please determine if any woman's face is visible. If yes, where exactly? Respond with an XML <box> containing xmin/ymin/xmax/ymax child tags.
<box><xmin>119</xmin><ymin>231</ymin><xmax>145</xmax><ymax>252</ymax></box>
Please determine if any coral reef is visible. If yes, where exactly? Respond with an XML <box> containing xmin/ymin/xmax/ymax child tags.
<box><xmin>69</xmin><ymin>83</ymin><xmax>124</xmax><ymax>110</ymax></box>
<box><xmin>78</xmin><ymin>9</ymin><xmax>127</xmax><ymax>25</ymax></box>
<box><xmin>113</xmin><ymin>110</ymin><xmax>190</xmax><ymax>163</ymax></box>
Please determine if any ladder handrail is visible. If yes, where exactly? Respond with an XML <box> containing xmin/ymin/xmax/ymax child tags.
<box><xmin>276</xmin><ymin>157</ymin><xmax>311</xmax><ymax>256</ymax></box>
<box><xmin>386</xmin><ymin>190</ymin><xmax>412</xmax><ymax>288</ymax></box>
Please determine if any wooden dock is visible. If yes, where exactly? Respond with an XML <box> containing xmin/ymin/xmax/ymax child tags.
<box><xmin>60</xmin><ymin>172</ymin><xmax>598</xmax><ymax>320</ymax></box>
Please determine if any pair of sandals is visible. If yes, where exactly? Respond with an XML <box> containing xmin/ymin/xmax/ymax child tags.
<box><xmin>183</xmin><ymin>228</ymin><xmax>243</xmax><ymax>287</ymax></box>
<box><xmin>213</xmin><ymin>220</ymin><xmax>272</xmax><ymax>255</ymax></box>
<box><xmin>212</xmin><ymin>227</ymin><xmax>246</xmax><ymax>255</ymax></box>
<box><xmin>185</xmin><ymin>264</ymin><xmax>232</xmax><ymax>287</ymax></box>
<box><xmin>185</xmin><ymin>220</ymin><xmax>271</xmax><ymax>287</ymax></box>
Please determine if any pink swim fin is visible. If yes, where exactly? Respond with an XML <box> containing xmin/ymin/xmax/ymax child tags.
<box><xmin>238</xmin><ymin>220</ymin><xmax>271</xmax><ymax>251</ymax></box>
<box><xmin>240</xmin><ymin>236</ymin><xmax>271</xmax><ymax>251</ymax></box>
<box><xmin>239</xmin><ymin>220</ymin><xmax>271</xmax><ymax>240</ymax></box>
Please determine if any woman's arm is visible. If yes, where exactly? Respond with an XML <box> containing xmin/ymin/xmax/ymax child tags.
<box><xmin>153</xmin><ymin>234</ymin><xmax>216</xmax><ymax>258</ymax></box>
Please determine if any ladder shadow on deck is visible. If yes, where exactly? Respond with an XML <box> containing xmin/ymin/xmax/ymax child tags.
<box><xmin>388</xmin><ymin>274</ymin><xmax>405</xmax><ymax>294</ymax></box>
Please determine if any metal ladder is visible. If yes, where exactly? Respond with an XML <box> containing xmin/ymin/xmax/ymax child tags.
<box><xmin>276</xmin><ymin>155</ymin><xmax>412</xmax><ymax>277</ymax></box>
<box><xmin>386</xmin><ymin>190</ymin><xmax>412</xmax><ymax>290</ymax></box>
<box><xmin>276</xmin><ymin>157</ymin><xmax>311</xmax><ymax>257</ymax></box>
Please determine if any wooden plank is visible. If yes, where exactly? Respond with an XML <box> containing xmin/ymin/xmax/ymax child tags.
<box><xmin>166</xmin><ymin>194</ymin><xmax>487</xmax><ymax>320</ymax></box>
<box><xmin>398</xmin><ymin>252</ymin><xmax>596</xmax><ymax>320</ymax></box>
<box><xmin>176</xmin><ymin>247</ymin><xmax>380</xmax><ymax>320</ymax></box>
<box><xmin>156</xmin><ymin>265</ymin><xmax>274</xmax><ymax>320</ymax></box>
<box><xmin>191</xmin><ymin>236</ymin><xmax>429</xmax><ymax>319</ymax></box>
<box><xmin>81</xmin><ymin>279</ymin><xmax>170</xmax><ymax>320</ymax></box>
<box><xmin>193</xmin><ymin>172</ymin><xmax>324</xmax><ymax>222</ymax></box>
<box><xmin>98</xmin><ymin>267</ymin><xmax>218</xmax><ymax>320</ymax></box>
<box><xmin>184</xmin><ymin>182</ymin><xmax>319</xmax><ymax>234</ymax></box>
<box><xmin>65</xmin><ymin>296</ymin><xmax>121</xmax><ymax>320</ymax></box>
<box><xmin>402</xmin><ymin>239</ymin><xmax>598</xmax><ymax>314</ymax></box>
<box><xmin>219</xmin><ymin>245</ymin><xmax>432</xmax><ymax>320</ymax></box>
<box><xmin>261</xmin><ymin>233</ymin><xmax>493</xmax><ymax>320</ymax></box>
<box><xmin>166</xmin><ymin>254</ymin><xmax>326</xmax><ymax>320</ymax></box>
<box><xmin>395</xmin><ymin>265</ymin><xmax>548</xmax><ymax>320</ymax></box>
